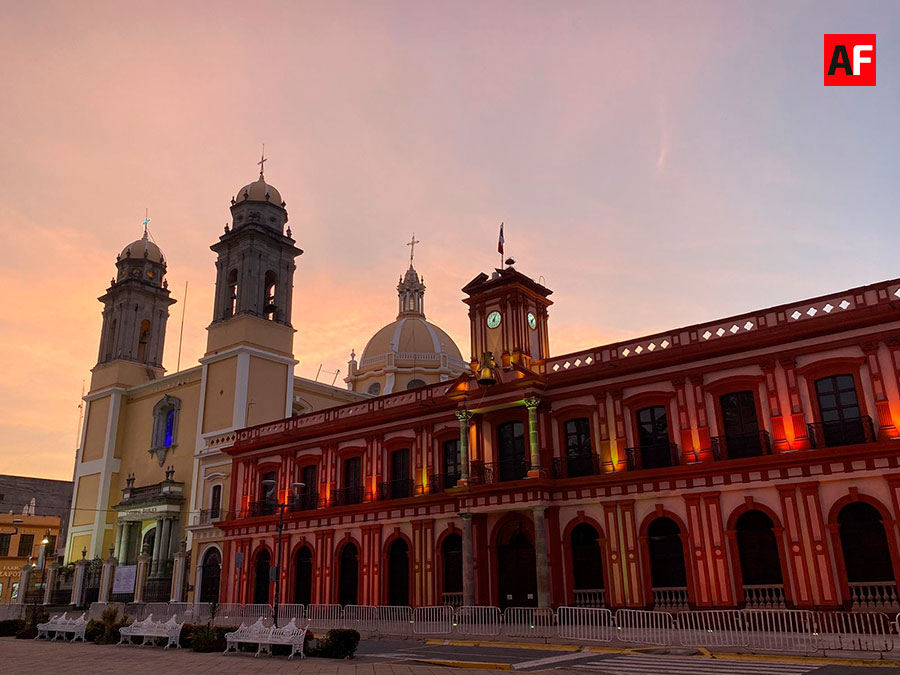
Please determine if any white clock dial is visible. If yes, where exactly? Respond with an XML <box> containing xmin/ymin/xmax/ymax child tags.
<box><xmin>527</xmin><ymin>312</ymin><xmax>537</xmax><ymax>330</ymax></box>
<box><xmin>487</xmin><ymin>311</ymin><xmax>502</xmax><ymax>329</ymax></box>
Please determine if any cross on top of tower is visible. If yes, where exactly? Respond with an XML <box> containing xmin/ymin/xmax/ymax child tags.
<box><xmin>142</xmin><ymin>209</ymin><xmax>151</xmax><ymax>238</ymax></box>
<box><xmin>407</xmin><ymin>233</ymin><xmax>420</xmax><ymax>266</ymax></box>
<box><xmin>257</xmin><ymin>144</ymin><xmax>267</xmax><ymax>179</ymax></box>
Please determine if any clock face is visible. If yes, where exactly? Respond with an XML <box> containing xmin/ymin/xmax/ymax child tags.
<box><xmin>486</xmin><ymin>311</ymin><xmax>502</xmax><ymax>329</ymax></box>
<box><xmin>527</xmin><ymin>312</ymin><xmax>537</xmax><ymax>330</ymax></box>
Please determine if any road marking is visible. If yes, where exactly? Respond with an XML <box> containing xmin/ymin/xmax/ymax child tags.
<box><xmin>573</xmin><ymin>654</ymin><xmax>816</xmax><ymax>674</ymax></box>
<box><xmin>512</xmin><ymin>649</ymin><xmax>593</xmax><ymax>670</ymax></box>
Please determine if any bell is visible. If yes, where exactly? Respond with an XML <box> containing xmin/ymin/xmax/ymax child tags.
<box><xmin>476</xmin><ymin>351</ymin><xmax>498</xmax><ymax>386</ymax></box>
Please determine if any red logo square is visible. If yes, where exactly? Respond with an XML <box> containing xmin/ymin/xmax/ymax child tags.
<box><xmin>824</xmin><ymin>34</ymin><xmax>876</xmax><ymax>86</ymax></box>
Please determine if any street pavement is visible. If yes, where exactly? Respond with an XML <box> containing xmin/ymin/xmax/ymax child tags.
<box><xmin>2</xmin><ymin>636</ymin><xmax>900</xmax><ymax>674</ymax></box>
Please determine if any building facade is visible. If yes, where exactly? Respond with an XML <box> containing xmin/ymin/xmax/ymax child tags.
<box><xmin>216</xmin><ymin>266</ymin><xmax>900</xmax><ymax>613</ymax></box>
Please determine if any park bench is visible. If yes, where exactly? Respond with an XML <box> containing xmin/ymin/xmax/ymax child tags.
<box><xmin>224</xmin><ymin>616</ymin><xmax>309</xmax><ymax>659</ymax></box>
<box><xmin>118</xmin><ymin>614</ymin><xmax>183</xmax><ymax>648</ymax></box>
<box><xmin>37</xmin><ymin>612</ymin><xmax>88</xmax><ymax>641</ymax></box>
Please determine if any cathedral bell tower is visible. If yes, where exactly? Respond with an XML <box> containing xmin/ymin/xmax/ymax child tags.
<box><xmin>94</xmin><ymin>226</ymin><xmax>175</xmax><ymax>386</ymax></box>
<box><xmin>462</xmin><ymin>265</ymin><xmax>552</xmax><ymax>370</ymax></box>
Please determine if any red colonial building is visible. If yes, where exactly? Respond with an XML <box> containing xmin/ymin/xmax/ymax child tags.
<box><xmin>215</xmin><ymin>266</ymin><xmax>900</xmax><ymax>614</ymax></box>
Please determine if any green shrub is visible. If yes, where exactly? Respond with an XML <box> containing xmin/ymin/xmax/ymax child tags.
<box><xmin>309</xmin><ymin>628</ymin><xmax>360</xmax><ymax>659</ymax></box>
<box><xmin>0</xmin><ymin>620</ymin><xmax>25</xmax><ymax>637</ymax></box>
<box><xmin>186</xmin><ymin>624</ymin><xmax>234</xmax><ymax>652</ymax></box>
<box><xmin>90</xmin><ymin>606</ymin><xmax>128</xmax><ymax>644</ymax></box>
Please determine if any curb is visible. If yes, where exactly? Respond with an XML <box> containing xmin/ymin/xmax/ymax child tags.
<box><xmin>425</xmin><ymin>639</ymin><xmax>582</xmax><ymax>652</ymax></box>
<box><xmin>415</xmin><ymin>658</ymin><xmax>514</xmax><ymax>670</ymax></box>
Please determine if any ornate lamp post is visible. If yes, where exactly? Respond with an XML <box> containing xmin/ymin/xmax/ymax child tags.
<box><xmin>261</xmin><ymin>479</ymin><xmax>304</xmax><ymax>628</ymax></box>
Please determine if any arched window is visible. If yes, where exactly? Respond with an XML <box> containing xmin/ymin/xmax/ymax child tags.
<box><xmin>442</xmin><ymin>533</ymin><xmax>462</xmax><ymax>605</ymax></box>
<box><xmin>367</xmin><ymin>382</ymin><xmax>382</xmax><ymax>395</ymax></box>
<box><xmin>387</xmin><ymin>538</ymin><xmax>410</xmax><ymax>606</ymax></box>
<box><xmin>570</xmin><ymin>523</ymin><xmax>604</xmax><ymax>606</ymax></box>
<box><xmin>496</xmin><ymin>519</ymin><xmax>536</xmax><ymax>609</ymax></box>
<box><xmin>137</xmin><ymin>319</ymin><xmax>151</xmax><ymax>363</ymax></box>
<box><xmin>735</xmin><ymin>510</ymin><xmax>784</xmax><ymax>607</ymax></box>
<box><xmin>264</xmin><ymin>270</ymin><xmax>278</xmax><ymax>321</ymax></box>
<box><xmin>838</xmin><ymin>502</ymin><xmax>895</xmax><ymax>585</ymax></box>
<box><xmin>338</xmin><ymin>543</ymin><xmax>359</xmax><ymax>606</ymax></box>
<box><xmin>199</xmin><ymin>548</ymin><xmax>221</xmax><ymax>603</ymax></box>
<box><xmin>646</xmin><ymin>517</ymin><xmax>688</xmax><ymax>610</ymax></box>
<box><xmin>294</xmin><ymin>546</ymin><xmax>313</xmax><ymax>605</ymax></box>
<box><xmin>253</xmin><ymin>549</ymin><xmax>271</xmax><ymax>604</ymax></box>
<box><xmin>226</xmin><ymin>268</ymin><xmax>238</xmax><ymax>318</ymax></box>
<box><xmin>150</xmin><ymin>395</ymin><xmax>181</xmax><ymax>465</ymax></box>
<box><xmin>406</xmin><ymin>378</ymin><xmax>426</xmax><ymax>390</ymax></box>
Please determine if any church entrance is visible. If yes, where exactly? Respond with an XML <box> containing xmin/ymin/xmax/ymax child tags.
<box><xmin>253</xmin><ymin>550</ymin><xmax>271</xmax><ymax>604</ymax></box>
<box><xmin>338</xmin><ymin>543</ymin><xmax>359</xmax><ymax>606</ymax></box>
<box><xmin>198</xmin><ymin>548</ymin><xmax>221</xmax><ymax>603</ymax></box>
<box><xmin>294</xmin><ymin>546</ymin><xmax>313</xmax><ymax>605</ymax></box>
<box><xmin>496</xmin><ymin>519</ymin><xmax>537</xmax><ymax>609</ymax></box>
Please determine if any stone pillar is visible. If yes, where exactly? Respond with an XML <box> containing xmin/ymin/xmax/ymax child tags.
<box><xmin>98</xmin><ymin>549</ymin><xmax>117</xmax><ymax>603</ymax></box>
<box><xmin>170</xmin><ymin>549</ymin><xmax>187</xmax><ymax>602</ymax></box>
<box><xmin>461</xmin><ymin>513</ymin><xmax>474</xmax><ymax>606</ymax></box>
<box><xmin>456</xmin><ymin>410</ymin><xmax>471</xmax><ymax>485</ymax></box>
<box><xmin>71</xmin><ymin>557</ymin><xmax>89</xmax><ymax>606</ymax></box>
<box><xmin>533</xmin><ymin>507</ymin><xmax>551</xmax><ymax>607</ymax></box>
<box><xmin>120</xmin><ymin>521</ymin><xmax>132</xmax><ymax>565</ymax></box>
<box><xmin>159</xmin><ymin>517</ymin><xmax>172</xmax><ymax>575</ymax></box>
<box><xmin>151</xmin><ymin>516</ymin><xmax>164</xmax><ymax>576</ymax></box>
<box><xmin>134</xmin><ymin>554</ymin><xmax>151</xmax><ymax>603</ymax></box>
<box><xmin>16</xmin><ymin>564</ymin><xmax>32</xmax><ymax>605</ymax></box>
<box><xmin>113</xmin><ymin>522</ymin><xmax>125</xmax><ymax>562</ymax></box>
<box><xmin>525</xmin><ymin>397</ymin><xmax>541</xmax><ymax>477</ymax></box>
<box><xmin>43</xmin><ymin>561</ymin><xmax>59</xmax><ymax>605</ymax></box>
<box><xmin>167</xmin><ymin>518</ymin><xmax>180</xmax><ymax>559</ymax></box>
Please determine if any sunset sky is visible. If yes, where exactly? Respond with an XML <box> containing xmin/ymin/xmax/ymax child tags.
<box><xmin>1</xmin><ymin>1</ymin><xmax>897</xmax><ymax>480</ymax></box>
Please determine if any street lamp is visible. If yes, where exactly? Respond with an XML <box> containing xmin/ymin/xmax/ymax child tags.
<box><xmin>261</xmin><ymin>479</ymin><xmax>304</xmax><ymax>628</ymax></box>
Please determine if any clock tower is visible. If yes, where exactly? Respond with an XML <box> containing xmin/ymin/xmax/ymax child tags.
<box><xmin>461</xmin><ymin>266</ymin><xmax>552</xmax><ymax>370</ymax></box>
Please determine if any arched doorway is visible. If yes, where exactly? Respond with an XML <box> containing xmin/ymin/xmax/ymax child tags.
<box><xmin>570</xmin><ymin>523</ymin><xmax>604</xmax><ymax>607</ymax></box>
<box><xmin>838</xmin><ymin>502</ymin><xmax>896</xmax><ymax>608</ymax></box>
<box><xmin>387</xmin><ymin>539</ymin><xmax>410</xmax><ymax>606</ymax></box>
<box><xmin>253</xmin><ymin>549</ymin><xmax>271</xmax><ymax>604</ymax></box>
<box><xmin>496</xmin><ymin>519</ymin><xmax>536</xmax><ymax>609</ymax></box>
<box><xmin>646</xmin><ymin>517</ymin><xmax>688</xmax><ymax>609</ymax></box>
<box><xmin>442</xmin><ymin>533</ymin><xmax>463</xmax><ymax>606</ymax></box>
<box><xmin>293</xmin><ymin>546</ymin><xmax>313</xmax><ymax>605</ymax></box>
<box><xmin>198</xmin><ymin>548</ymin><xmax>221</xmax><ymax>603</ymax></box>
<box><xmin>735</xmin><ymin>510</ymin><xmax>784</xmax><ymax>607</ymax></box>
<box><xmin>338</xmin><ymin>543</ymin><xmax>359</xmax><ymax>606</ymax></box>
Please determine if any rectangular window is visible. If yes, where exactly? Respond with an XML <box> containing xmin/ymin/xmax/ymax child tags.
<box><xmin>300</xmin><ymin>464</ymin><xmax>318</xmax><ymax>509</ymax></box>
<box><xmin>342</xmin><ymin>457</ymin><xmax>362</xmax><ymax>505</ymax></box>
<box><xmin>635</xmin><ymin>406</ymin><xmax>673</xmax><ymax>469</ymax></box>
<box><xmin>0</xmin><ymin>533</ymin><xmax>10</xmax><ymax>556</ymax></box>
<box><xmin>390</xmin><ymin>448</ymin><xmax>411</xmax><ymax>498</ymax></box>
<box><xmin>564</xmin><ymin>418</ymin><xmax>594</xmax><ymax>477</ymax></box>
<box><xmin>443</xmin><ymin>439</ymin><xmax>460</xmax><ymax>489</ymax></box>
<box><xmin>210</xmin><ymin>484</ymin><xmax>222</xmax><ymax>519</ymax></box>
<box><xmin>815</xmin><ymin>374</ymin><xmax>868</xmax><ymax>446</ymax></box>
<box><xmin>719</xmin><ymin>391</ymin><xmax>764</xmax><ymax>459</ymax></box>
<box><xmin>17</xmin><ymin>534</ymin><xmax>34</xmax><ymax>557</ymax></box>
<box><xmin>164</xmin><ymin>409</ymin><xmax>176</xmax><ymax>447</ymax></box>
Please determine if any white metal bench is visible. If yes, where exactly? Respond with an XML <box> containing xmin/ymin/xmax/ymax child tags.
<box><xmin>118</xmin><ymin>614</ymin><xmax>183</xmax><ymax>648</ymax></box>
<box><xmin>224</xmin><ymin>616</ymin><xmax>308</xmax><ymax>659</ymax></box>
<box><xmin>37</xmin><ymin>613</ymin><xmax>88</xmax><ymax>642</ymax></box>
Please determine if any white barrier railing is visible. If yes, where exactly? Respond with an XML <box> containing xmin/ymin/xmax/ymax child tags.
<box><xmin>83</xmin><ymin>600</ymin><xmax>899</xmax><ymax>654</ymax></box>
<box><xmin>455</xmin><ymin>605</ymin><xmax>502</xmax><ymax>637</ymax></box>
<box><xmin>557</xmin><ymin>606</ymin><xmax>613</xmax><ymax>642</ymax></box>
<box><xmin>307</xmin><ymin>604</ymin><xmax>343</xmax><ymax>632</ymax></box>
<box><xmin>378</xmin><ymin>605</ymin><xmax>413</xmax><ymax>637</ymax></box>
<box><xmin>413</xmin><ymin>605</ymin><xmax>455</xmax><ymax>635</ymax></box>
<box><xmin>344</xmin><ymin>605</ymin><xmax>378</xmax><ymax>633</ymax></box>
<box><xmin>743</xmin><ymin>609</ymin><xmax>817</xmax><ymax>653</ymax></box>
<box><xmin>815</xmin><ymin>611</ymin><xmax>893</xmax><ymax>652</ymax></box>
<box><xmin>677</xmin><ymin>609</ymin><xmax>748</xmax><ymax>648</ymax></box>
<box><xmin>616</xmin><ymin>608</ymin><xmax>674</xmax><ymax>645</ymax></box>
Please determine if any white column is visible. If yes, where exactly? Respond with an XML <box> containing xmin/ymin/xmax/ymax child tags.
<box><xmin>43</xmin><ymin>561</ymin><xmax>59</xmax><ymax>605</ymax></box>
<box><xmin>170</xmin><ymin>550</ymin><xmax>187</xmax><ymax>602</ymax></box>
<box><xmin>16</xmin><ymin>565</ymin><xmax>32</xmax><ymax>605</ymax></box>
<box><xmin>151</xmin><ymin>517</ymin><xmax>164</xmax><ymax>576</ymax></box>
<box><xmin>98</xmin><ymin>550</ymin><xmax>117</xmax><ymax>603</ymax></box>
<box><xmin>461</xmin><ymin>514</ymin><xmax>474</xmax><ymax>606</ymax></box>
<box><xmin>113</xmin><ymin>522</ymin><xmax>125</xmax><ymax>562</ymax></box>
<box><xmin>533</xmin><ymin>507</ymin><xmax>551</xmax><ymax>607</ymax></box>
<box><xmin>71</xmin><ymin>558</ymin><xmax>89</xmax><ymax>606</ymax></box>
<box><xmin>159</xmin><ymin>517</ymin><xmax>172</xmax><ymax>574</ymax></box>
<box><xmin>134</xmin><ymin>554</ymin><xmax>151</xmax><ymax>603</ymax></box>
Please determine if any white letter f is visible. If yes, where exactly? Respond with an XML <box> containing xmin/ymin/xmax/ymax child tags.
<box><xmin>853</xmin><ymin>45</ymin><xmax>873</xmax><ymax>75</ymax></box>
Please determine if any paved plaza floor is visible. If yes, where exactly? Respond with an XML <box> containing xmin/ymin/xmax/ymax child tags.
<box><xmin>3</xmin><ymin>637</ymin><xmax>900</xmax><ymax>675</ymax></box>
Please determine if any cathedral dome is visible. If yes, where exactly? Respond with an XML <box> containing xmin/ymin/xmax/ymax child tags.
<box><xmin>361</xmin><ymin>316</ymin><xmax>464</xmax><ymax>365</ymax></box>
<box><xmin>235</xmin><ymin>177</ymin><xmax>283</xmax><ymax>206</ymax></box>
<box><xmin>120</xmin><ymin>235</ymin><xmax>164</xmax><ymax>264</ymax></box>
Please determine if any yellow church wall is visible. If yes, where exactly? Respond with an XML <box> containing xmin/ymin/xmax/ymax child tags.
<box><xmin>203</xmin><ymin>357</ymin><xmax>238</xmax><ymax>433</ymax></box>
<box><xmin>82</xmin><ymin>397</ymin><xmax>110</xmax><ymax>462</ymax></box>
<box><xmin>68</xmin><ymin>533</ymin><xmax>92</xmax><ymax>561</ymax></box>
<box><xmin>206</xmin><ymin>313</ymin><xmax>293</xmax><ymax>357</ymax></box>
<box><xmin>247</xmin><ymin>356</ymin><xmax>287</xmax><ymax>427</ymax></box>
<box><xmin>72</xmin><ymin>473</ymin><xmax>100</xmax><ymax>526</ymax></box>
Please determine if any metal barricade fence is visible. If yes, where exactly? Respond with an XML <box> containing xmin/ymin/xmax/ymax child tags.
<box><xmin>378</xmin><ymin>605</ymin><xmax>413</xmax><ymax>637</ymax></box>
<box><xmin>743</xmin><ymin>609</ymin><xmax>817</xmax><ymax>653</ymax></box>
<box><xmin>167</xmin><ymin>602</ymin><xmax>192</xmax><ymax>622</ymax></box>
<box><xmin>677</xmin><ymin>609</ymin><xmax>748</xmax><ymax>648</ymax></box>
<box><xmin>344</xmin><ymin>605</ymin><xmax>378</xmax><ymax>633</ymax></box>
<box><xmin>276</xmin><ymin>603</ymin><xmax>305</xmax><ymax>627</ymax></box>
<box><xmin>242</xmin><ymin>603</ymin><xmax>274</xmax><ymax>626</ymax></box>
<box><xmin>814</xmin><ymin>611</ymin><xmax>894</xmax><ymax>652</ymax></box>
<box><xmin>504</xmin><ymin>607</ymin><xmax>556</xmax><ymax>639</ymax></box>
<box><xmin>412</xmin><ymin>606</ymin><xmax>455</xmax><ymax>635</ymax></box>
<box><xmin>123</xmin><ymin>603</ymin><xmax>145</xmax><ymax>621</ymax></box>
<box><xmin>556</xmin><ymin>606</ymin><xmax>614</xmax><ymax>643</ymax></box>
<box><xmin>455</xmin><ymin>605</ymin><xmax>502</xmax><ymax>637</ymax></box>
<box><xmin>307</xmin><ymin>604</ymin><xmax>344</xmax><ymax>632</ymax></box>
<box><xmin>88</xmin><ymin>602</ymin><xmax>111</xmax><ymax>621</ymax></box>
<box><xmin>142</xmin><ymin>602</ymin><xmax>169</xmax><ymax>621</ymax></box>
<box><xmin>215</xmin><ymin>603</ymin><xmax>244</xmax><ymax>627</ymax></box>
<box><xmin>616</xmin><ymin>608</ymin><xmax>674</xmax><ymax>646</ymax></box>
<box><xmin>190</xmin><ymin>602</ymin><xmax>212</xmax><ymax>624</ymax></box>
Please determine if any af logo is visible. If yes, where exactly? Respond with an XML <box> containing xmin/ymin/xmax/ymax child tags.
<box><xmin>824</xmin><ymin>34</ymin><xmax>876</xmax><ymax>86</ymax></box>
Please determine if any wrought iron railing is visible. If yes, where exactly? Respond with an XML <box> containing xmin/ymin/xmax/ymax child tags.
<box><xmin>470</xmin><ymin>459</ymin><xmax>529</xmax><ymax>485</ymax></box>
<box><xmin>144</xmin><ymin>576</ymin><xmax>172</xmax><ymax>603</ymax></box>
<box><xmin>289</xmin><ymin>490</ymin><xmax>320</xmax><ymax>512</ymax></box>
<box><xmin>625</xmin><ymin>443</ymin><xmax>680</xmax><ymax>470</ymax></box>
<box><xmin>710</xmin><ymin>429</ymin><xmax>771</xmax><ymax>461</ymax></box>
<box><xmin>808</xmin><ymin>416</ymin><xmax>876</xmax><ymax>449</ymax></box>
<box><xmin>331</xmin><ymin>485</ymin><xmax>365</xmax><ymax>507</ymax></box>
<box><xmin>377</xmin><ymin>478</ymin><xmax>414</xmax><ymax>501</ymax></box>
<box><xmin>552</xmin><ymin>454</ymin><xmax>602</xmax><ymax>479</ymax></box>
<box><xmin>427</xmin><ymin>472</ymin><xmax>461</xmax><ymax>493</ymax></box>
<box><xmin>240</xmin><ymin>500</ymin><xmax>278</xmax><ymax>518</ymax></box>
<box><xmin>198</xmin><ymin>507</ymin><xmax>222</xmax><ymax>525</ymax></box>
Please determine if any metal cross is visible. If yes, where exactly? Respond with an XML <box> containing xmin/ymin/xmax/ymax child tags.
<box><xmin>258</xmin><ymin>144</ymin><xmax>267</xmax><ymax>178</ymax></box>
<box><xmin>407</xmin><ymin>233</ymin><xmax>420</xmax><ymax>265</ymax></box>
<box><xmin>142</xmin><ymin>209</ymin><xmax>151</xmax><ymax>236</ymax></box>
